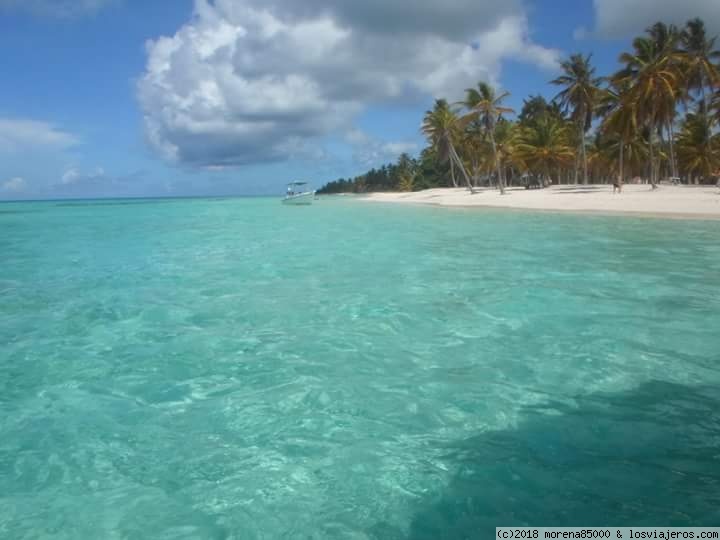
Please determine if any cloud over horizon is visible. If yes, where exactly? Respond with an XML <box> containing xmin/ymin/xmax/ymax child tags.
<box><xmin>0</xmin><ymin>118</ymin><xmax>78</xmax><ymax>153</ymax></box>
<box><xmin>0</xmin><ymin>0</ymin><xmax>117</xmax><ymax>18</ymax></box>
<box><xmin>48</xmin><ymin>167</ymin><xmax>150</xmax><ymax>198</ymax></box>
<box><xmin>591</xmin><ymin>0</ymin><xmax>720</xmax><ymax>38</ymax></box>
<box><xmin>345</xmin><ymin>130</ymin><xmax>418</xmax><ymax>169</ymax></box>
<box><xmin>2</xmin><ymin>177</ymin><xmax>26</xmax><ymax>193</ymax></box>
<box><xmin>138</xmin><ymin>0</ymin><xmax>560</xmax><ymax>168</ymax></box>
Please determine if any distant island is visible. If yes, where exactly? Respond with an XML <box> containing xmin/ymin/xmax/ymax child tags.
<box><xmin>319</xmin><ymin>18</ymin><xmax>720</xmax><ymax>196</ymax></box>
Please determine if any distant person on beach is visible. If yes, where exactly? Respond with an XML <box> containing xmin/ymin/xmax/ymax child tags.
<box><xmin>613</xmin><ymin>177</ymin><xmax>623</xmax><ymax>194</ymax></box>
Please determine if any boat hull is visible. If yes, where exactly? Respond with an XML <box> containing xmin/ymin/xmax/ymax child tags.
<box><xmin>282</xmin><ymin>191</ymin><xmax>315</xmax><ymax>205</ymax></box>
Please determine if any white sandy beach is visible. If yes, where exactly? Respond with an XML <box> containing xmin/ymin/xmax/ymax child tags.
<box><xmin>361</xmin><ymin>184</ymin><xmax>720</xmax><ymax>219</ymax></box>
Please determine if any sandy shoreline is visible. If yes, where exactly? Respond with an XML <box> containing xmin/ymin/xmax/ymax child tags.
<box><xmin>359</xmin><ymin>185</ymin><xmax>720</xmax><ymax>220</ymax></box>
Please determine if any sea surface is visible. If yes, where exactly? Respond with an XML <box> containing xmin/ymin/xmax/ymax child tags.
<box><xmin>1</xmin><ymin>197</ymin><xmax>719</xmax><ymax>539</ymax></box>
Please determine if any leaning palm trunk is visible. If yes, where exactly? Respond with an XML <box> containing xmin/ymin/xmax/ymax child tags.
<box><xmin>448</xmin><ymin>143</ymin><xmax>474</xmax><ymax>191</ymax></box>
<box><xmin>578</xmin><ymin>107</ymin><xmax>589</xmax><ymax>184</ymax></box>
<box><xmin>666</xmin><ymin>120</ymin><xmax>678</xmax><ymax>181</ymax></box>
<box><xmin>573</xmin><ymin>146</ymin><xmax>580</xmax><ymax>184</ymax></box>
<box><xmin>649</xmin><ymin>101</ymin><xmax>659</xmax><ymax>189</ymax></box>
<box><xmin>581</xmin><ymin>125</ymin><xmax>588</xmax><ymax>185</ymax></box>
<box><xmin>618</xmin><ymin>138</ymin><xmax>625</xmax><ymax>184</ymax></box>
<box><xmin>449</xmin><ymin>158</ymin><xmax>458</xmax><ymax>187</ymax></box>
<box><xmin>488</xmin><ymin>128</ymin><xmax>505</xmax><ymax>195</ymax></box>
<box><xmin>471</xmin><ymin>158</ymin><xmax>482</xmax><ymax>188</ymax></box>
<box><xmin>650</xmin><ymin>136</ymin><xmax>657</xmax><ymax>188</ymax></box>
<box><xmin>700</xmin><ymin>74</ymin><xmax>708</xmax><ymax>114</ymax></box>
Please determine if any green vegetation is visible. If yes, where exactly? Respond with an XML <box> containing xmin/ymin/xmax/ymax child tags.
<box><xmin>317</xmin><ymin>18</ymin><xmax>720</xmax><ymax>195</ymax></box>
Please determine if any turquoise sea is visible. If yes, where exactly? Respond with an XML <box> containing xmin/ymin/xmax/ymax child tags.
<box><xmin>1</xmin><ymin>197</ymin><xmax>719</xmax><ymax>539</ymax></box>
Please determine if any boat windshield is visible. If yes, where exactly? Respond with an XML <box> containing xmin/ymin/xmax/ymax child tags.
<box><xmin>286</xmin><ymin>182</ymin><xmax>308</xmax><ymax>196</ymax></box>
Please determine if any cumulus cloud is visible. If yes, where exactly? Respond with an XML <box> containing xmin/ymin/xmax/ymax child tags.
<box><xmin>345</xmin><ymin>130</ymin><xmax>417</xmax><ymax>168</ymax></box>
<box><xmin>0</xmin><ymin>0</ymin><xmax>117</xmax><ymax>17</ymax></box>
<box><xmin>2</xmin><ymin>177</ymin><xmax>26</xmax><ymax>193</ymax></box>
<box><xmin>0</xmin><ymin>119</ymin><xmax>78</xmax><ymax>153</ymax></box>
<box><xmin>51</xmin><ymin>167</ymin><xmax>149</xmax><ymax>198</ymax></box>
<box><xmin>60</xmin><ymin>167</ymin><xmax>106</xmax><ymax>185</ymax></box>
<box><xmin>138</xmin><ymin>0</ymin><xmax>560</xmax><ymax>168</ymax></box>
<box><xmin>592</xmin><ymin>0</ymin><xmax>720</xmax><ymax>38</ymax></box>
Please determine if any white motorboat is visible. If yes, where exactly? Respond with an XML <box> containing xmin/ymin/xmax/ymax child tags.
<box><xmin>282</xmin><ymin>182</ymin><xmax>315</xmax><ymax>205</ymax></box>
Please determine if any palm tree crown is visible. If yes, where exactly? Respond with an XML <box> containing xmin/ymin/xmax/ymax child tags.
<box><xmin>551</xmin><ymin>53</ymin><xmax>602</xmax><ymax>184</ymax></box>
<box><xmin>676</xmin><ymin>110</ymin><xmax>720</xmax><ymax>180</ymax></box>
<box><xmin>421</xmin><ymin>99</ymin><xmax>473</xmax><ymax>190</ymax></box>
<box><xmin>462</xmin><ymin>82</ymin><xmax>514</xmax><ymax>193</ymax></box>
<box><xmin>681</xmin><ymin>18</ymin><xmax>720</xmax><ymax>109</ymax></box>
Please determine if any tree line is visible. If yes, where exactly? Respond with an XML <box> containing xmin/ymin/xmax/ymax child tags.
<box><xmin>318</xmin><ymin>18</ymin><xmax>720</xmax><ymax>195</ymax></box>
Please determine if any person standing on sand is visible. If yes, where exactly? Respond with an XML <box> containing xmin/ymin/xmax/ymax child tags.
<box><xmin>613</xmin><ymin>176</ymin><xmax>623</xmax><ymax>194</ymax></box>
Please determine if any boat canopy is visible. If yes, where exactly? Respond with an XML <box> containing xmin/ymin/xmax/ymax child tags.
<box><xmin>288</xmin><ymin>181</ymin><xmax>308</xmax><ymax>186</ymax></box>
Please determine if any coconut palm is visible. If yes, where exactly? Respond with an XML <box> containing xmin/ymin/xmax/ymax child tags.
<box><xmin>518</xmin><ymin>95</ymin><xmax>564</xmax><ymax>127</ymax></box>
<box><xmin>712</xmin><ymin>88</ymin><xmax>720</xmax><ymax>125</ymax></box>
<box><xmin>513</xmin><ymin>116</ymin><xmax>575</xmax><ymax>185</ymax></box>
<box><xmin>459</xmin><ymin>120</ymin><xmax>492</xmax><ymax>187</ymax></box>
<box><xmin>598</xmin><ymin>80</ymin><xmax>640</xmax><ymax>185</ymax></box>
<box><xmin>648</xmin><ymin>22</ymin><xmax>685</xmax><ymax>181</ymax></box>
<box><xmin>395</xmin><ymin>153</ymin><xmax>417</xmax><ymax>191</ymax></box>
<box><xmin>398</xmin><ymin>171</ymin><xmax>416</xmax><ymax>192</ymax></box>
<box><xmin>681</xmin><ymin>18</ymin><xmax>720</xmax><ymax>111</ymax></box>
<box><xmin>676</xmin><ymin>110</ymin><xmax>720</xmax><ymax>182</ymax></box>
<box><xmin>462</xmin><ymin>82</ymin><xmax>514</xmax><ymax>194</ymax></box>
<box><xmin>591</xmin><ymin>127</ymin><xmax>649</xmax><ymax>182</ymax></box>
<box><xmin>421</xmin><ymin>99</ymin><xmax>473</xmax><ymax>190</ymax></box>
<box><xmin>615</xmin><ymin>27</ymin><xmax>683</xmax><ymax>187</ymax></box>
<box><xmin>494</xmin><ymin>118</ymin><xmax>520</xmax><ymax>185</ymax></box>
<box><xmin>587</xmin><ymin>133</ymin><xmax>613</xmax><ymax>181</ymax></box>
<box><xmin>551</xmin><ymin>53</ymin><xmax>602</xmax><ymax>184</ymax></box>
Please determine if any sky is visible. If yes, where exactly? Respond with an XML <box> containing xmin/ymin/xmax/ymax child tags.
<box><xmin>1</xmin><ymin>0</ymin><xmax>719</xmax><ymax>200</ymax></box>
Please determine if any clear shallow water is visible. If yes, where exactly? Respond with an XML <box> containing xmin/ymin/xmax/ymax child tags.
<box><xmin>1</xmin><ymin>197</ymin><xmax>719</xmax><ymax>539</ymax></box>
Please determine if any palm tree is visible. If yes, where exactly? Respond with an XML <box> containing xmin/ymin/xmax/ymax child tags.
<box><xmin>591</xmin><ymin>128</ymin><xmax>649</xmax><ymax>183</ymax></box>
<box><xmin>415</xmin><ymin>146</ymin><xmax>443</xmax><ymax>190</ymax></box>
<box><xmin>494</xmin><ymin>118</ymin><xmax>519</xmax><ymax>185</ymax></box>
<box><xmin>615</xmin><ymin>26</ymin><xmax>683</xmax><ymax>187</ymax></box>
<box><xmin>587</xmin><ymin>132</ymin><xmax>613</xmax><ymax>181</ymax></box>
<box><xmin>598</xmin><ymin>81</ymin><xmax>640</xmax><ymax>186</ymax></box>
<box><xmin>395</xmin><ymin>153</ymin><xmax>417</xmax><ymax>191</ymax></box>
<box><xmin>421</xmin><ymin>99</ymin><xmax>473</xmax><ymax>190</ymax></box>
<box><xmin>551</xmin><ymin>53</ymin><xmax>602</xmax><ymax>184</ymax></box>
<box><xmin>518</xmin><ymin>95</ymin><xmax>564</xmax><ymax>127</ymax></box>
<box><xmin>712</xmin><ymin>88</ymin><xmax>720</xmax><ymax>126</ymax></box>
<box><xmin>513</xmin><ymin>116</ymin><xmax>575</xmax><ymax>185</ymax></box>
<box><xmin>462</xmin><ymin>82</ymin><xmax>514</xmax><ymax>194</ymax></box>
<box><xmin>648</xmin><ymin>22</ymin><xmax>686</xmax><ymax>181</ymax></box>
<box><xmin>459</xmin><ymin>120</ymin><xmax>491</xmax><ymax>187</ymax></box>
<box><xmin>681</xmin><ymin>18</ymin><xmax>720</xmax><ymax>111</ymax></box>
<box><xmin>676</xmin><ymin>110</ymin><xmax>720</xmax><ymax>183</ymax></box>
<box><xmin>398</xmin><ymin>171</ymin><xmax>417</xmax><ymax>192</ymax></box>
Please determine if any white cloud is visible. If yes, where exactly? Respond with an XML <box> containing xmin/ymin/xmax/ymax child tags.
<box><xmin>0</xmin><ymin>119</ymin><xmax>78</xmax><ymax>153</ymax></box>
<box><xmin>50</xmin><ymin>167</ymin><xmax>150</xmax><ymax>198</ymax></box>
<box><xmin>2</xmin><ymin>177</ymin><xmax>26</xmax><ymax>193</ymax></box>
<box><xmin>345</xmin><ymin>130</ymin><xmax>417</xmax><ymax>168</ymax></box>
<box><xmin>592</xmin><ymin>0</ymin><xmax>720</xmax><ymax>38</ymax></box>
<box><xmin>138</xmin><ymin>0</ymin><xmax>560</xmax><ymax>168</ymax></box>
<box><xmin>60</xmin><ymin>167</ymin><xmax>106</xmax><ymax>185</ymax></box>
<box><xmin>61</xmin><ymin>169</ymin><xmax>81</xmax><ymax>185</ymax></box>
<box><xmin>0</xmin><ymin>0</ymin><xmax>117</xmax><ymax>17</ymax></box>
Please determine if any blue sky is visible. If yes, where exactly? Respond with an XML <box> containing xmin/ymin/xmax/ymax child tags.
<box><xmin>1</xmin><ymin>0</ymin><xmax>718</xmax><ymax>200</ymax></box>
